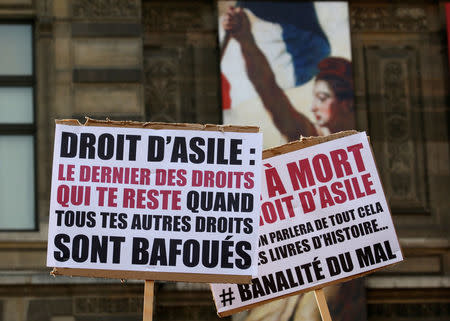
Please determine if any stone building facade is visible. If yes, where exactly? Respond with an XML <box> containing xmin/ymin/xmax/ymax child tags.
<box><xmin>0</xmin><ymin>0</ymin><xmax>449</xmax><ymax>320</ymax></box>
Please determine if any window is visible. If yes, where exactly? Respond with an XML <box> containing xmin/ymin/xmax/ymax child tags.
<box><xmin>0</xmin><ymin>23</ymin><xmax>36</xmax><ymax>230</ymax></box>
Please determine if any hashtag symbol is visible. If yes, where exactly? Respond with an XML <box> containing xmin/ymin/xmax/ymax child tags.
<box><xmin>219</xmin><ymin>287</ymin><xmax>235</xmax><ymax>307</ymax></box>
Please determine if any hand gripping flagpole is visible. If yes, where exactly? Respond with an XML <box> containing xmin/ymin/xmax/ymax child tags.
<box><xmin>220</xmin><ymin>4</ymin><xmax>241</xmax><ymax>61</ymax></box>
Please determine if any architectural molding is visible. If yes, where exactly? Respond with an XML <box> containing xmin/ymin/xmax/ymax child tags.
<box><xmin>142</xmin><ymin>2</ymin><xmax>212</xmax><ymax>33</ymax></box>
<box><xmin>350</xmin><ymin>5</ymin><xmax>429</xmax><ymax>32</ymax></box>
<box><xmin>72</xmin><ymin>0</ymin><xmax>139</xmax><ymax>18</ymax></box>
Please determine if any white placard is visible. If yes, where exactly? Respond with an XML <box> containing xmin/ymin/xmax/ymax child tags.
<box><xmin>211</xmin><ymin>132</ymin><xmax>403</xmax><ymax>316</ymax></box>
<box><xmin>47</xmin><ymin>123</ymin><xmax>263</xmax><ymax>279</ymax></box>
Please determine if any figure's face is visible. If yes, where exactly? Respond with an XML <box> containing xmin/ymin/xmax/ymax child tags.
<box><xmin>311</xmin><ymin>80</ymin><xmax>338</xmax><ymax>128</ymax></box>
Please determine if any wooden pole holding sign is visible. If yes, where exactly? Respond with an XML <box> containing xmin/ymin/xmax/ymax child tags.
<box><xmin>314</xmin><ymin>289</ymin><xmax>332</xmax><ymax>321</ymax></box>
<box><xmin>143</xmin><ymin>280</ymin><xmax>154</xmax><ymax>321</ymax></box>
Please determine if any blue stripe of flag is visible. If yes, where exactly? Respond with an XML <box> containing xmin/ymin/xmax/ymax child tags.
<box><xmin>237</xmin><ymin>1</ymin><xmax>331</xmax><ymax>86</ymax></box>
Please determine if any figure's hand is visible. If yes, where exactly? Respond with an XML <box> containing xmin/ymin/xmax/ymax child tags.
<box><xmin>222</xmin><ymin>7</ymin><xmax>252</xmax><ymax>43</ymax></box>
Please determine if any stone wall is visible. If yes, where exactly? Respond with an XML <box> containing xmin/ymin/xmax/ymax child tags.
<box><xmin>0</xmin><ymin>283</ymin><xmax>229</xmax><ymax>321</ymax></box>
<box><xmin>0</xmin><ymin>0</ymin><xmax>449</xmax><ymax>320</ymax></box>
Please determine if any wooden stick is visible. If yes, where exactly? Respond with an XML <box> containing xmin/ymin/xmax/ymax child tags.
<box><xmin>143</xmin><ymin>280</ymin><xmax>154</xmax><ymax>321</ymax></box>
<box><xmin>314</xmin><ymin>288</ymin><xmax>332</xmax><ymax>321</ymax></box>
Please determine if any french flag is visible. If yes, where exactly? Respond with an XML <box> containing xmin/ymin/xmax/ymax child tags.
<box><xmin>220</xmin><ymin>1</ymin><xmax>331</xmax><ymax>110</ymax></box>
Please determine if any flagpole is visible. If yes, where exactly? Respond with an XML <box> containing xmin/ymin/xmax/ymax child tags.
<box><xmin>220</xmin><ymin>32</ymin><xmax>231</xmax><ymax>61</ymax></box>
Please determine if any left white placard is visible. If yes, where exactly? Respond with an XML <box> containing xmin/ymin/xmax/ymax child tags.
<box><xmin>47</xmin><ymin>121</ymin><xmax>263</xmax><ymax>283</ymax></box>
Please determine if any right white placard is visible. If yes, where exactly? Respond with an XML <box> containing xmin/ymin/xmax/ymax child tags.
<box><xmin>211</xmin><ymin>132</ymin><xmax>403</xmax><ymax>316</ymax></box>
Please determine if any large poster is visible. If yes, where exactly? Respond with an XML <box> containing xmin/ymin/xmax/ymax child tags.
<box><xmin>218</xmin><ymin>2</ymin><xmax>364</xmax><ymax>320</ymax></box>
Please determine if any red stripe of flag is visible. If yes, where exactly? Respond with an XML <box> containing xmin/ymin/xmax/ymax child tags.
<box><xmin>221</xmin><ymin>73</ymin><xmax>232</xmax><ymax>110</ymax></box>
